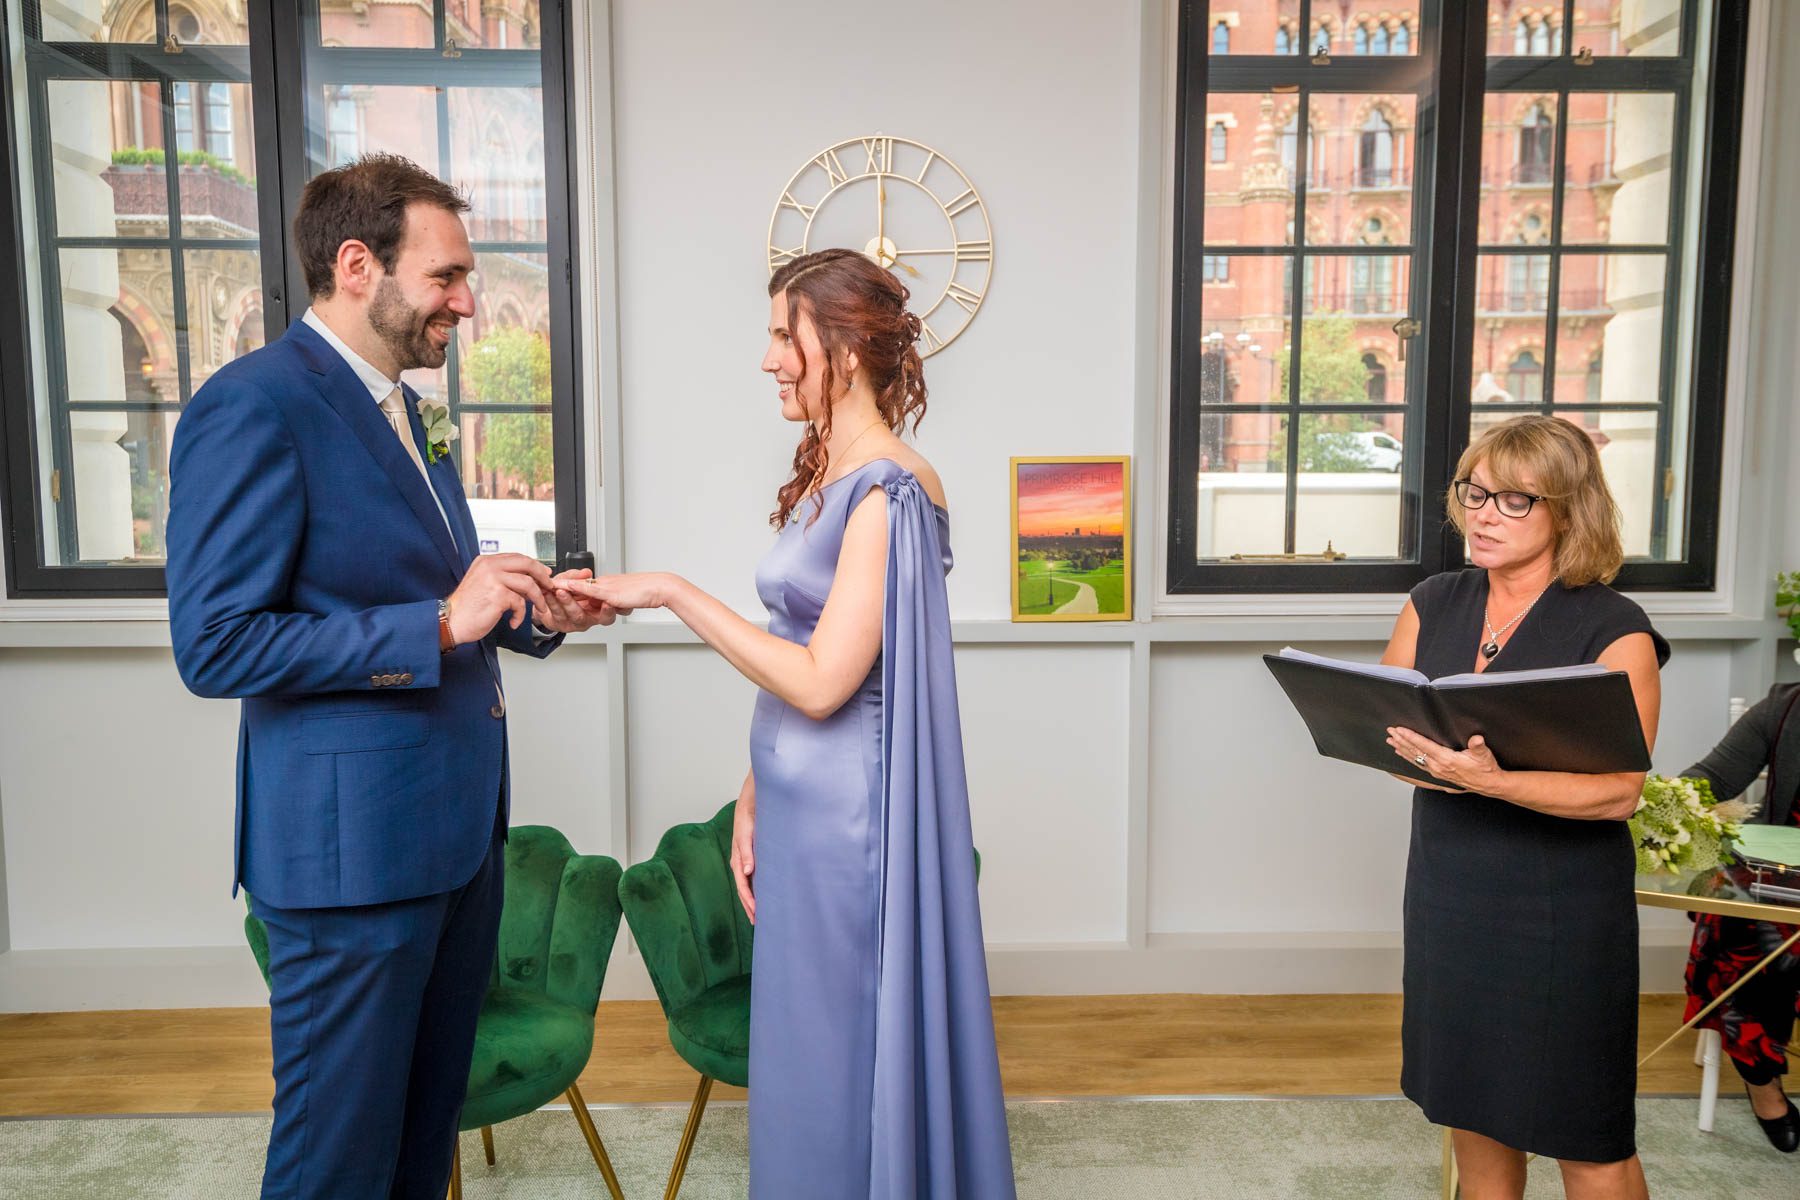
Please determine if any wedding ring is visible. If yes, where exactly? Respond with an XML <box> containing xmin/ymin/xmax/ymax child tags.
<box><xmin>1414</xmin><ymin>754</ymin><xmax>1428</xmax><ymax>767</ymax></box>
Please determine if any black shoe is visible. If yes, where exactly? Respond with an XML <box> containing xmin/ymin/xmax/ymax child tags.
<box><xmin>1746</xmin><ymin>1085</ymin><xmax>1800</xmax><ymax>1153</ymax></box>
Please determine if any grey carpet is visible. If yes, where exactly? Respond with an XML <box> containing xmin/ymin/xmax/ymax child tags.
<box><xmin>1</xmin><ymin>1097</ymin><xmax>1794</xmax><ymax>1198</ymax></box>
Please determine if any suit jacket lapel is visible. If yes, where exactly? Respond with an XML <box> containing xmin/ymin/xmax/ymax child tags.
<box><xmin>404</xmin><ymin>382</ymin><xmax>480</xmax><ymax>569</ymax></box>
<box><xmin>287</xmin><ymin>322</ymin><xmax>464</xmax><ymax>579</ymax></box>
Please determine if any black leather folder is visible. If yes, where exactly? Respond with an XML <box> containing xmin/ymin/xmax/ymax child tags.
<box><xmin>1263</xmin><ymin>648</ymin><xmax>1651</xmax><ymax>786</ymax></box>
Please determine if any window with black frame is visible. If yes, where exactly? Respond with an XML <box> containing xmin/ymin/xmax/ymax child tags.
<box><xmin>1168</xmin><ymin>0</ymin><xmax>1744</xmax><ymax>595</ymax></box>
<box><xmin>0</xmin><ymin>0</ymin><xmax>581</xmax><ymax>599</ymax></box>
<box><xmin>1471</xmin><ymin>0</ymin><xmax>1708</xmax><ymax>572</ymax></box>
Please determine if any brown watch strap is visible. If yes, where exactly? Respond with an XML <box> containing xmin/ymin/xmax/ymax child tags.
<box><xmin>438</xmin><ymin>600</ymin><xmax>456</xmax><ymax>654</ymax></box>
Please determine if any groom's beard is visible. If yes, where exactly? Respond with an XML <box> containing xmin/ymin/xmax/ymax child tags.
<box><xmin>368</xmin><ymin>275</ymin><xmax>451</xmax><ymax>372</ymax></box>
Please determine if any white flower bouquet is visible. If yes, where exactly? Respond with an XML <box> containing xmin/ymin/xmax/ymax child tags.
<box><xmin>1629</xmin><ymin>774</ymin><xmax>1753</xmax><ymax>875</ymax></box>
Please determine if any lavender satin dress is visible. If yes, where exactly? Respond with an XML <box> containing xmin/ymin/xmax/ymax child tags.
<box><xmin>747</xmin><ymin>458</ymin><xmax>1016</xmax><ymax>1200</ymax></box>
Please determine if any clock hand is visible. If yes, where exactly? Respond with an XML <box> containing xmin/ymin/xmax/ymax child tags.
<box><xmin>876</xmin><ymin>181</ymin><xmax>886</xmax><ymax>261</ymax></box>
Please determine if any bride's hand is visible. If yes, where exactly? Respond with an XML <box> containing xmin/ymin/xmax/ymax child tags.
<box><xmin>554</xmin><ymin>571</ymin><xmax>678</xmax><ymax>613</ymax></box>
<box><xmin>730</xmin><ymin>796</ymin><xmax>756</xmax><ymax>924</ymax></box>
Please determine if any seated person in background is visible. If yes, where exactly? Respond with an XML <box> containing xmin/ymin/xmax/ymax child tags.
<box><xmin>1683</xmin><ymin>682</ymin><xmax>1800</xmax><ymax>1152</ymax></box>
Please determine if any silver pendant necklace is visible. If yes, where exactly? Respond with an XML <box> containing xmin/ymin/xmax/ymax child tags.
<box><xmin>1482</xmin><ymin>576</ymin><xmax>1556</xmax><ymax>661</ymax></box>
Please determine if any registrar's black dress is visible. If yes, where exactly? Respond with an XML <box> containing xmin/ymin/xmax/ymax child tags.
<box><xmin>1400</xmin><ymin>569</ymin><xmax>1669</xmax><ymax>1163</ymax></box>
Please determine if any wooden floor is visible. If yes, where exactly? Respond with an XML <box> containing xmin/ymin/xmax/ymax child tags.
<box><xmin>0</xmin><ymin>994</ymin><xmax>1701</xmax><ymax>1118</ymax></box>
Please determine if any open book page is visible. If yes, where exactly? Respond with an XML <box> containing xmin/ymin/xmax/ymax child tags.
<box><xmin>1276</xmin><ymin>646</ymin><xmax>1427</xmax><ymax>687</ymax></box>
<box><xmin>1432</xmin><ymin>663</ymin><xmax>1614</xmax><ymax>689</ymax></box>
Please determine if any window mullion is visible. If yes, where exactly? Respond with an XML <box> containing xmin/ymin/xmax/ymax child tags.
<box><xmin>25</xmin><ymin>68</ymin><xmax>79</xmax><ymax>569</ymax></box>
<box><xmin>159</xmin><ymin>77</ymin><xmax>195</xmax><ymax>404</ymax></box>
<box><xmin>1537</xmin><ymin>89</ymin><xmax>1571</xmax><ymax>417</ymax></box>
<box><xmin>246</xmin><ymin>0</ymin><xmax>295</xmax><ymax>335</ymax></box>
<box><xmin>1419</xmin><ymin>0</ymin><xmax>1486</xmax><ymax>581</ymax></box>
<box><xmin>540</xmin><ymin>0</ymin><xmax>587</xmax><ymax>564</ymax></box>
<box><xmin>1648</xmin><ymin>74</ymin><xmax>1698</xmax><ymax>561</ymax></box>
<box><xmin>1283</xmin><ymin>85</ymin><xmax>1310</xmax><ymax>557</ymax></box>
<box><xmin>436</xmin><ymin>82</ymin><xmax>460</xmax><ymax>425</ymax></box>
<box><xmin>1164</xmin><ymin>2</ymin><xmax>1209</xmax><ymax>590</ymax></box>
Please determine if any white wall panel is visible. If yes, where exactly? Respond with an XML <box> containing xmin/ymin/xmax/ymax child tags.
<box><xmin>1148</xmin><ymin>643</ymin><xmax>1412</xmax><ymax>936</ymax></box>
<box><xmin>0</xmin><ymin>649</ymin><xmax>239</xmax><ymax>950</ymax></box>
<box><xmin>493</xmin><ymin>643</ymin><xmax>615</xmax><ymax>859</ymax></box>
<box><xmin>622</xmin><ymin>645</ymin><xmax>761</xmax><ymax>864</ymax></box>
<box><xmin>957</xmin><ymin>645</ymin><xmax>1131</xmax><ymax>944</ymax></box>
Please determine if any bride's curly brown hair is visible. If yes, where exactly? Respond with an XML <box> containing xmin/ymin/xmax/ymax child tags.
<box><xmin>768</xmin><ymin>248</ymin><xmax>928</xmax><ymax>529</ymax></box>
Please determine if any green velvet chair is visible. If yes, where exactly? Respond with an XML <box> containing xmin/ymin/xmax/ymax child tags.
<box><xmin>618</xmin><ymin>801</ymin><xmax>750</xmax><ymax>1200</ymax></box>
<box><xmin>243</xmin><ymin>826</ymin><xmax>627</xmax><ymax>1200</ymax></box>
<box><xmin>620</xmin><ymin>801</ymin><xmax>982</xmax><ymax>1200</ymax></box>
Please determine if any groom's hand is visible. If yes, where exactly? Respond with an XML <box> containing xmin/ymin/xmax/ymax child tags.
<box><xmin>534</xmin><ymin>568</ymin><xmax>620</xmax><ymax>632</ymax></box>
<box><xmin>446</xmin><ymin>553</ymin><xmax>553</xmax><ymax>645</ymax></box>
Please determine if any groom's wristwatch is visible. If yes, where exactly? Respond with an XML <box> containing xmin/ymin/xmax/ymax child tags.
<box><xmin>438</xmin><ymin>598</ymin><xmax>456</xmax><ymax>653</ymax></box>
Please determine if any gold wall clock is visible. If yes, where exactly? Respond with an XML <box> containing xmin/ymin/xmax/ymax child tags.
<box><xmin>768</xmin><ymin>135</ymin><xmax>992</xmax><ymax>357</ymax></box>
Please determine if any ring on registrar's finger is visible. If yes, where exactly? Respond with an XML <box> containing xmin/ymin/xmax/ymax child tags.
<box><xmin>1414</xmin><ymin>754</ymin><xmax>1428</xmax><ymax>767</ymax></box>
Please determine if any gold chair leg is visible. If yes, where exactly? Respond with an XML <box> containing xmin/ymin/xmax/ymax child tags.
<box><xmin>1440</xmin><ymin>1128</ymin><xmax>1457</xmax><ymax>1200</ymax></box>
<box><xmin>480</xmin><ymin>1124</ymin><xmax>495</xmax><ymax>1166</ymax></box>
<box><xmin>566</xmin><ymin>1081</ymin><xmax>627</xmax><ymax>1200</ymax></box>
<box><xmin>663</xmin><ymin>1074</ymin><xmax>715</xmax><ymax>1200</ymax></box>
<box><xmin>448</xmin><ymin>1138</ymin><xmax>463</xmax><ymax>1200</ymax></box>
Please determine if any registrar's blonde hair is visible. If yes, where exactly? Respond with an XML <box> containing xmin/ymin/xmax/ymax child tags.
<box><xmin>1447</xmin><ymin>414</ymin><xmax>1624</xmax><ymax>587</ymax></box>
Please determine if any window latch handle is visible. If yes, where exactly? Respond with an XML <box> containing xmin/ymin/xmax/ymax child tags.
<box><xmin>1393</xmin><ymin>317</ymin><xmax>1421</xmax><ymax>362</ymax></box>
<box><xmin>1230</xmin><ymin>542</ymin><xmax>1347</xmax><ymax>563</ymax></box>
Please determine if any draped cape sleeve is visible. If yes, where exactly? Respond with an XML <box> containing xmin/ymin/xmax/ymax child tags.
<box><xmin>865</xmin><ymin>470</ymin><xmax>1017</xmax><ymax>1200</ymax></box>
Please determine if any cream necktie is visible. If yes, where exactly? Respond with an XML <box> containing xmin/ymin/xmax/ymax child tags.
<box><xmin>379</xmin><ymin>386</ymin><xmax>454</xmax><ymax>534</ymax></box>
<box><xmin>379</xmin><ymin>387</ymin><xmax>430</xmax><ymax>478</ymax></box>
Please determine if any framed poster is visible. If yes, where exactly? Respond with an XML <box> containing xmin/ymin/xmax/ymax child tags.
<box><xmin>1010</xmin><ymin>456</ymin><xmax>1132</xmax><ymax>622</ymax></box>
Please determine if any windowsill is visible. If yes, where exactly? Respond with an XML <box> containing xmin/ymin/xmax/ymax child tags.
<box><xmin>1154</xmin><ymin>586</ymin><xmax>1750</xmax><ymax>619</ymax></box>
<box><xmin>0</xmin><ymin>598</ymin><xmax>170</xmax><ymax>623</ymax></box>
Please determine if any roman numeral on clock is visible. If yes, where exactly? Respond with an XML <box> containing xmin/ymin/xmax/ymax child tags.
<box><xmin>943</xmin><ymin>188</ymin><xmax>980</xmax><ymax>217</ymax></box>
<box><xmin>862</xmin><ymin>136</ymin><xmax>893</xmax><ymax>175</ymax></box>
<box><xmin>813</xmin><ymin>148</ymin><xmax>850</xmax><ymax>187</ymax></box>
<box><xmin>944</xmin><ymin>282</ymin><xmax>983</xmax><ymax>314</ymax></box>
<box><xmin>778</xmin><ymin>191</ymin><xmax>816</xmax><ymax>219</ymax></box>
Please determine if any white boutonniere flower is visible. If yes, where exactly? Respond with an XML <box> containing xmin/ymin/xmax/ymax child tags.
<box><xmin>416</xmin><ymin>401</ymin><xmax>459</xmax><ymax>463</ymax></box>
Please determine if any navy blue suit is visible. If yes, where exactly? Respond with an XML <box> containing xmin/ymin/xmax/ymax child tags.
<box><xmin>167</xmin><ymin>317</ymin><xmax>560</xmax><ymax>1199</ymax></box>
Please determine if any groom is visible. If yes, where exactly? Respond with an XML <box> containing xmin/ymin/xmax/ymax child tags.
<box><xmin>167</xmin><ymin>154</ymin><xmax>608</xmax><ymax>1199</ymax></box>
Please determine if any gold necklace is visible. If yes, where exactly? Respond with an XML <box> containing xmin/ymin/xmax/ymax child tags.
<box><xmin>828</xmin><ymin>419</ymin><xmax>883</xmax><ymax>470</ymax></box>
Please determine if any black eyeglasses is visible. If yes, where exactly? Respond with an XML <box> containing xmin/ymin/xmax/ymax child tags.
<box><xmin>1453</xmin><ymin>479</ymin><xmax>1542</xmax><ymax>518</ymax></box>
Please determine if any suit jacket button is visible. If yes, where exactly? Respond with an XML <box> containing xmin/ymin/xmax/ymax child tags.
<box><xmin>490</xmin><ymin>703</ymin><xmax>505</xmax><ymax>719</ymax></box>
<box><xmin>399</xmin><ymin>673</ymin><xmax>414</xmax><ymax>685</ymax></box>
